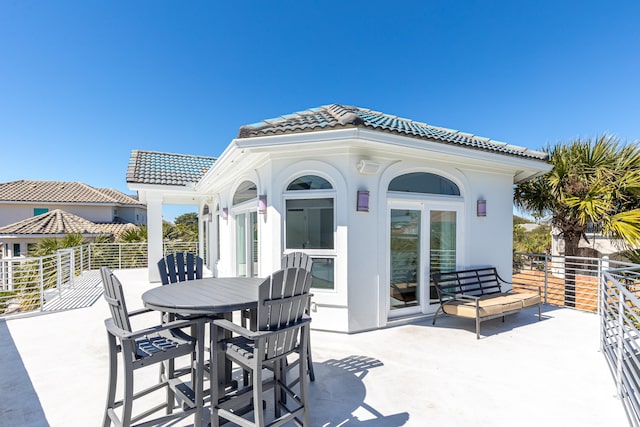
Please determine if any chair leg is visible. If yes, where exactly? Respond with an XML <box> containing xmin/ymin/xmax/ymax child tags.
<box><xmin>299</xmin><ymin>330</ymin><xmax>311</xmax><ymax>426</ymax></box>
<box><xmin>253</xmin><ymin>362</ymin><xmax>265</xmax><ymax>426</ymax></box>
<box><xmin>273</xmin><ymin>359</ymin><xmax>282</xmax><ymax>419</ymax></box>
<box><xmin>103</xmin><ymin>334</ymin><xmax>118</xmax><ymax>427</ymax></box>
<box><xmin>306</xmin><ymin>337</ymin><xmax>315</xmax><ymax>382</ymax></box>
<box><xmin>122</xmin><ymin>354</ymin><xmax>135</xmax><ymax>426</ymax></box>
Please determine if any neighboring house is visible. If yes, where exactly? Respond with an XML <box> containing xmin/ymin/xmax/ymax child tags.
<box><xmin>127</xmin><ymin>104</ymin><xmax>551</xmax><ymax>333</ymax></box>
<box><xmin>551</xmin><ymin>224</ymin><xmax>634</xmax><ymax>260</ymax></box>
<box><xmin>0</xmin><ymin>180</ymin><xmax>146</xmax><ymax>258</ymax></box>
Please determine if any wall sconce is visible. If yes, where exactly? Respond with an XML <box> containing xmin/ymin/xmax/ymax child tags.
<box><xmin>477</xmin><ymin>199</ymin><xmax>487</xmax><ymax>217</ymax></box>
<box><xmin>258</xmin><ymin>195</ymin><xmax>267</xmax><ymax>214</ymax></box>
<box><xmin>221</xmin><ymin>207</ymin><xmax>229</xmax><ymax>220</ymax></box>
<box><xmin>356</xmin><ymin>190</ymin><xmax>370</xmax><ymax>212</ymax></box>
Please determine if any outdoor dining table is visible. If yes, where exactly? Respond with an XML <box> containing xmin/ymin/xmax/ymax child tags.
<box><xmin>141</xmin><ymin>276</ymin><xmax>266</xmax><ymax>427</ymax></box>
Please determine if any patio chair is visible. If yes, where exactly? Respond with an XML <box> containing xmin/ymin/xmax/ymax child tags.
<box><xmin>241</xmin><ymin>252</ymin><xmax>316</xmax><ymax>387</ymax></box>
<box><xmin>210</xmin><ymin>267</ymin><xmax>313</xmax><ymax>427</ymax></box>
<box><xmin>281</xmin><ymin>252</ymin><xmax>316</xmax><ymax>383</ymax></box>
<box><xmin>100</xmin><ymin>267</ymin><xmax>204</xmax><ymax>427</ymax></box>
<box><xmin>157</xmin><ymin>252</ymin><xmax>203</xmax><ymax>285</ymax></box>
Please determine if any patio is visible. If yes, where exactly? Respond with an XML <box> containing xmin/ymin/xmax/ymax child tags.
<box><xmin>1</xmin><ymin>268</ymin><xmax>627</xmax><ymax>426</ymax></box>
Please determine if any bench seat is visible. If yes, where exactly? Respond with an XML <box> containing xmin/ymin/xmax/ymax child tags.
<box><xmin>441</xmin><ymin>292</ymin><xmax>541</xmax><ymax>318</ymax></box>
<box><xmin>431</xmin><ymin>267</ymin><xmax>542</xmax><ymax>339</ymax></box>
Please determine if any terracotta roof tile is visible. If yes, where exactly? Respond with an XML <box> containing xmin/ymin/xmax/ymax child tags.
<box><xmin>238</xmin><ymin>104</ymin><xmax>548</xmax><ymax>161</ymax></box>
<box><xmin>126</xmin><ymin>150</ymin><xmax>216</xmax><ymax>186</ymax></box>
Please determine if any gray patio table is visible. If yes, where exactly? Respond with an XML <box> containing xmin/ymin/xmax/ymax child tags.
<box><xmin>141</xmin><ymin>276</ymin><xmax>266</xmax><ymax>427</ymax></box>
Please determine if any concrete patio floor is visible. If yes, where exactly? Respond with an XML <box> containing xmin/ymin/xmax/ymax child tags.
<box><xmin>0</xmin><ymin>268</ymin><xmax>628</xmax><ymax>426</ymax></box>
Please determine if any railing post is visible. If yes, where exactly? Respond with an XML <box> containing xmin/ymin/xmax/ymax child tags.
<box><xmin>616</xmin><ymin>283</ymin><xmax>624</xmax><ymax>399</ymax></box>
<box><xmin>39</xmin><ymin>258</ymin><xmax>44</xmax><ymax>312</ymax></box>
<box><xmin>119</xmin><ymin>243</ymin><xmax>122</xmax><ymax>270</ymax></box>
<box><xmin>88</xmin><ymin>244</ymin><xmax>92</xmax><ymax>271</ymax></box>
<box><xmin>543</xmin><ymin>253</ymin><xmax>549</xmax><ymax>304</ymax></box>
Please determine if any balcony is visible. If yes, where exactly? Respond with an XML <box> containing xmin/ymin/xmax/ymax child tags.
<box><xmin>0</xmin><ymin>248</ymin><xmax>635</xmax><ymax>426</ymax></box>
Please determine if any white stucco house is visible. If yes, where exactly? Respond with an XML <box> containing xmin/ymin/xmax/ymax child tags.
<box><xmin>127</xmin><ymin>104</ymin><xmax>550</xmax><ymax>333</ymax></box>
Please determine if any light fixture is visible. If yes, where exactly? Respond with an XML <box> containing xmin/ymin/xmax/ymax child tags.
<box><xmin>357</xmin><ymin>190</ymin><xmax>370</xmax><ymax>212</ymax></box>
<box><xmin>221</xmin><ymin>208</ymin><xmax>229</xmax><ymax>220</ymax></box>
<box><xmin>258</xmin><ymin>195</ymin><xmax>267</xmax><ymax>214</ymax></box>
<box><xmin>357</xmin><ymin>160</ymin><xmax>380</xmax><ymax>175</ymax></box>
<box><xmin>477</xmin><ymin>199</ymin><xmax>487</xmax><ymax>217</ymax></box>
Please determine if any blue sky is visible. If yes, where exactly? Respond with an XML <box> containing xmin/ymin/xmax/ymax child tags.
<box><xmin>1</xmin><ymin>1</ymin><xmax>639</xmax><ymax>220</ymax></box>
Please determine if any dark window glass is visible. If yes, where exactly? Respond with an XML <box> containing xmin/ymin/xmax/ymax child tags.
<box><xmin>233</xmin><ymin>181</ymin><xmax>257</xmax><ymax>205</ymax></box>
<box><xmin>388</xmin><ymin>173</ymin><xmax>460</xmax><ymax>196</ymax></box>
<box><xmin>34</xmin><ymin>208</ymin><xmax>48</xmax><ymax>216</ymax></box>
<box><xmin>286</xmin><ymin>199</ymin><xmax>334</xmax><ymax>249</ymax></box>
<box><xmin>287</xmin><ymin>175</ymin><xmax>333</xmax><ymax>191</ymax></box>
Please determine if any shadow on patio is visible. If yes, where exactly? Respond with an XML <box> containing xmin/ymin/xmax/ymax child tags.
<box><xmin>0</xmin><ymin>319</ymin><xmax>48</xmax><ymax>426</ymax></box>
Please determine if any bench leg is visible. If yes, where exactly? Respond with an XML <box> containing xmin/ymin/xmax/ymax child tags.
<box><xmin>476</xmin><ymin>316</ymin><xmax>480</xmax><ymax>340</ymax></box>
<box><xmin>432</xmin><ymin>306</ymin><xmax>443</xmax><ymax>325</ymax></box>
<box><xmin>538</xmin><ymin>302</ymin><xmax>541</xmax><ymax>320</ymax></box>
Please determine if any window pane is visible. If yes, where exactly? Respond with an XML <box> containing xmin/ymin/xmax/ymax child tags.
<box><xmin>287</xmin><ymin>175</ymin><xmax>333</xmax><ymax>191</ymax></box>
<box><xmin>310</xmin><ymin>258</ymin><xmax>334</xmax><ymax>289</ymax></box>
<box><xmin>389</xmin><ymin>173</ymin><xmax>460</xmax><ymax>196</ymax></box>
<box><xmin>233</xmin><ymin>181</ymin><xmax>257</xmax><ymax>205</ymax></box>
<box><xmin>34</xmin><ymin>208</ymin><xmax>48</xmax><ymax>216</ymax></box>
<box><xmin>286</xmin><ymin>199</ymin><xmax>334</xmax><ymax>249</ymax></box>
<box><xmin>429</xmin><ymin>210</ymin><xmax>457</xmax><ymax>299</ymax></box>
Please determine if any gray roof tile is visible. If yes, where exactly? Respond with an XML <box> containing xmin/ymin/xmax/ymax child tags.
<box><xmin>238</xmin><ymin>104</ymin><xmax>548</xmax><ymax>161</ymax></box>
<box><xmin>0</xmin><ymin>209</ymin><xmax>137</xmax><ymax>237</ymax></box>
<box><xmin>0</xmin><ymin>180</ymin><xmax>142</xmax><ymax>205</ymax></box>
<box><xmin>126</xmin><ymin>150</ymin><xmax>217</xmax><ymax>186</ymax></box>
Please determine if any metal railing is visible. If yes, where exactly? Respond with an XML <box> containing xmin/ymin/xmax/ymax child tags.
<box><xmin>0</xmin><ymin>242</ymin><xmax>198</xmax><ymax>316</ymax></box>
<box><xmin>601</xmin><ymin>266</ymin><xmax>640</xmax><ymax>427</ymax></box>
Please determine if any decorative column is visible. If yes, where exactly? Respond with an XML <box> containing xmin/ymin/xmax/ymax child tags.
<box><xmin>147</xmin><ymin>194</ymin><xmax>163</xmax><ymax>283</ymax></box>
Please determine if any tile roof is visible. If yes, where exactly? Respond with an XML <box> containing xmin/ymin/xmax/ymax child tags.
<box><xmin>0</xmin><ymin>180</ymin><xmax>142</xmax><ymax>205</ymax></box>
<box><xmin>238</xmin><ymin>104</ymin><xmax>548</xmax><ymax>161</ymax></box>
<box><xmin>126</xmin><ymin>150</ymin><xmax>217</xmax><ymax>186</ymax></box>
<box><xmin>0</xmin><ymin>209</ymin><xmax>137</xmax><ymax>238</ymax></box>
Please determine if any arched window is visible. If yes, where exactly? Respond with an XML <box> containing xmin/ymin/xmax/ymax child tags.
<box><xmin>233</xmin><ymin>181</ymin><xmax>257</xmax><ymax>205</ymax></box>
<box><xmin>287</xmin><ymin>175</ymin><xmax>333</xmax><ymax>191</ymax></box>
<box><xmin>388</xmin><ymin>172</ymin><xmax>460</xmax><ymax>196</ymax></box>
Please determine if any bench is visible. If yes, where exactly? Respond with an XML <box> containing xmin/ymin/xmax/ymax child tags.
<box><xmin>431</xmin><ymin>267</ymin><xmax>542</xmax><ymax>339</ymax></box>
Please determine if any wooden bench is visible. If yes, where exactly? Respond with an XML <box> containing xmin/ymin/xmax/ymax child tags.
<box><xmin>431</xmin><ymin>267</ymin><xmax>542</xmax><ymax>339</ymax></box>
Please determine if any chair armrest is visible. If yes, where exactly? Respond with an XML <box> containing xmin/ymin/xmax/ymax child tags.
<box><xmin>212</xmin><ymin>318</ymin><xmax>262</xmax><ymax>339</ymax></box>
<box><xmin>105</xmin><ymin>316</ymin><xmax>203</xmax><ymax>340</ymax></box>
<box><xmin>127</xmin><ymin>308</ymin><xmax>153</xmax><ymax>317</ymax></box>
<box><xmin>213</xmin><ymin>317</ymin><xmax>312</xmax><ymax>341</ymax></box>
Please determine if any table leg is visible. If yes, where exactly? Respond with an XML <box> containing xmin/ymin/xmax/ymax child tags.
<box><xmin>193</xmin><ymin>321</ymin><xmax>204</xmax><ymax>427</ymax></box>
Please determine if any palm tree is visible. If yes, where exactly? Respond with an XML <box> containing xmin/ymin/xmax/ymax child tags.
<box><xmin>514</xmin><ymin>135</ymin><xmax>640</xmax><ymax>306</ymax></box>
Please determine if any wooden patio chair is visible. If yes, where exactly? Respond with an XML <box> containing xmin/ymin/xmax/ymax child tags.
<box><xmin>210</xmin><ymin>267</ymin><xmax>313</xmax><ymax>427</ymax></box>
<box><xmin>100</xmin><ymin>267</ymin><xmax>205</xmax><ymax>427</ymax></box>
<box><xmin>157</xmin><ymin>252</ymin><xmax>203</xmax><ymax>285</ymax></box>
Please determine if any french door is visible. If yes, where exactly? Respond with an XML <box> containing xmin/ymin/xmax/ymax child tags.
<box><xmin>388</xmin><ymin>200</ymin><xmax>461</xmax><ymax>317</ymax></box>
<box><xmin>235</xmin><ymin>211</ymin><xmax>258</xmax><ymax>277</ymax></box>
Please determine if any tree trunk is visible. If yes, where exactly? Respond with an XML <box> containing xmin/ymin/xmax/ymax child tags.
<box><xmin>563</xmin><ymin>232</ymin><xmax>581</xmax><ymax>308</ymax></box>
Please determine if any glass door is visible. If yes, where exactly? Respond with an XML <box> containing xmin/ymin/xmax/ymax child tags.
<box><xmin>235</xmin><ymin>211</ymin><xmax>259</xmax><ymax>277</ymax></box>
<box><xmin>388</xmin><ymin>202</ymin><xmax>460</xmax><ymax>316</ymax></box>
<box><xmin>390</xmin><ymin>209</ymin><xmax>421</xmax><ymax>310</ymax></box>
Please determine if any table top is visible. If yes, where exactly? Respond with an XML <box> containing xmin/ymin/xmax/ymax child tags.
<box><xmin>142</xmin><ymin>276</ymin><xmax>266</xmax><ymax>315</ymax></box>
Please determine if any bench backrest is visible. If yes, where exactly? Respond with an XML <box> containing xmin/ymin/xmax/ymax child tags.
<box><xmin>431</xmin><ymin>267</ymin><xmax>504</xmax><ymax>301</ymax></box>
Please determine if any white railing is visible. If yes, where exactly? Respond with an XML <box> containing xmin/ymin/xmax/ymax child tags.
<box><xmin>0</xmin><ymin>242</ymin><xmax>198</xmax><ymax>316</ymax></box>
<box><xmin>601</xmin><ymin>265</ymin><xmax>640</xmax><ymax>427</ymax></box>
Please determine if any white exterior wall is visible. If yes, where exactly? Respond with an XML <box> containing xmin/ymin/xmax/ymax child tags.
<box><xmin>0</xmin><ymin>203</ymin><xmax>115</xmax><ymax>227</ymax></box>
<box><xmin>148</xmin><ymin>129</ymin><xmax>550</xmax><ymax>333</ymax></box>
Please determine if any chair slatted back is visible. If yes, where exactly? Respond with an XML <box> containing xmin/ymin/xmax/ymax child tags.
<box><xmin>257</xmin><ymin>267</ymin><xmax>312</xmax><ymax>360</ymax></box>
<box><xmin>100</xmin><ymin>267</ymin><xmax>132</xmax><ymax>333</ymax></box>
<box><xmin>158</xmin><ymin>252</ymin><xmax>203</xmax><ymax>285</ymax></box>
<box><xmin>282</xmin><ymin>252</ymin><xmax>313</xmax><ymax>272</ymax></box>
